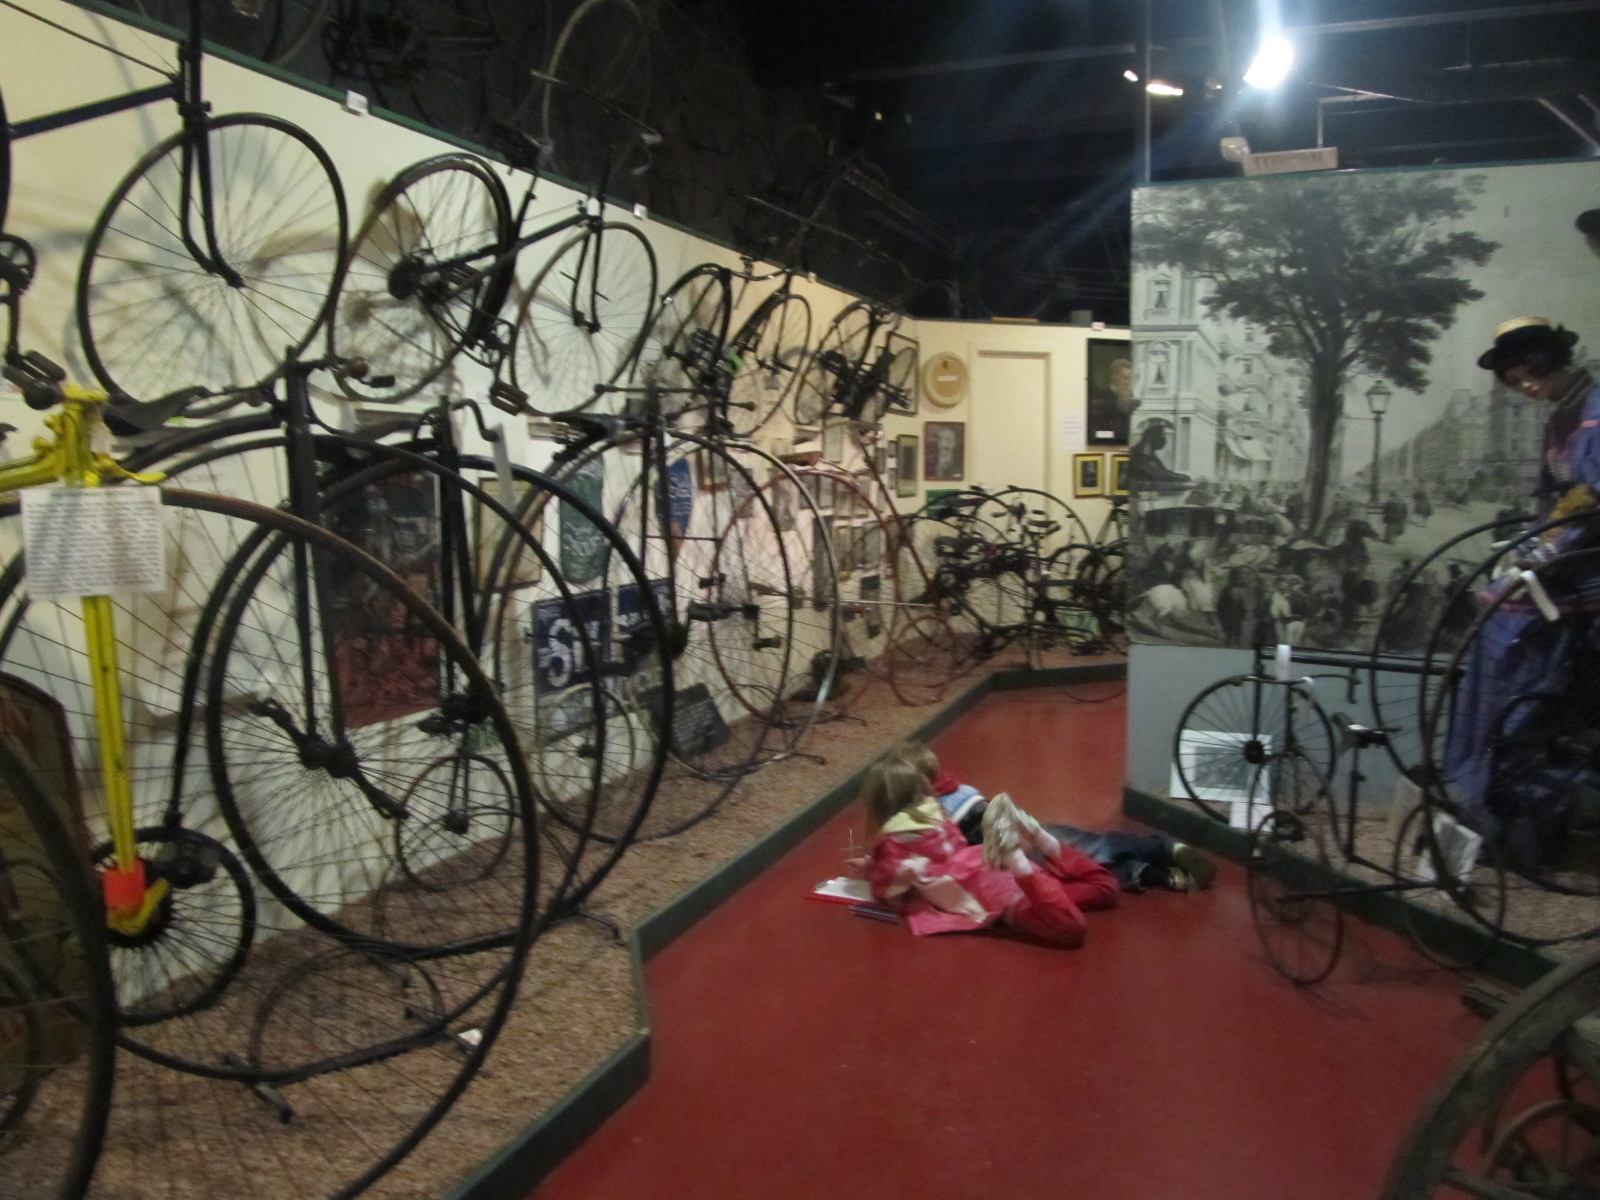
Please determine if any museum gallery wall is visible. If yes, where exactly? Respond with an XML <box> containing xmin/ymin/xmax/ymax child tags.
<box><xmin>1126</xmin><ymin>158</ymin><xmax>1600</xmax><ymax>655</ymax></box>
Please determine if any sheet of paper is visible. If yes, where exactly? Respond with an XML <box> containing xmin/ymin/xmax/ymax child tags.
<box><xmin>1057</xmin><ymin>409</ymin><xmax>1086</xmax><ymax>449</ymax></box>
<box><xmin>23</xmin><ymin>487</ymin><xmax>167</xmax><ymax>598</ymax></box>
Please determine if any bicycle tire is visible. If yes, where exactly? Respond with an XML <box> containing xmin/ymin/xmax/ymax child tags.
<box><xmin>792</xmin><ymin>300</ymin><xmax>874</xmax><ymax>426</ymax></box>
<box><xmin>77</xmin><ymin>113</ymin><xmax>348</xmax><ymax>403</ymax></box>
<box><xmin>511</xmin><ymin>220</ymin><xmax>657</xmax><ymax>413</ymax></box>
<box><xmin>0</xmin><ymin>85</ymin><xmax>10</xmax><ymax>233</ymax></box>
<box><xmin>117</xmin><ymin>423</ymin><xmax>667</xmax><ymax>919</ymax></box>
<box><xmin>1172</xmin><ymin>674</ymin><xmax>1337</xmax><ymax>822</ymax></box>
<box><xmin>641</xmin><ymin>262</ymin><xmax>732</xmax><ymax>397</ymax></box>
<box><xmin>330</xmin><ymin>152</ymin><xmax>514</xmax><ymax>403</ymax></box>
<box><xmin>723</xmin><ymin>289</ymin><xmax>811</xmax><ymax>437</ymax></box>
<box><xmin>1245</xmin><ymin>761</ymin><xmax>1345</xmax><ymax>986</ymax></box>
<box><xmin>539</xmin><ymin>430</ymin><xmax>796</xmax><ymax>838</ymax></box>
<box><xmin>1380</xmin><ymin>944</ymin><xmax>1600</xmax><ymax>1199</ymax></box>
<box><xmin>1367</xmin><ymin>513</ymin><xmax>1528</xmax><ymax>776</ymax></box>
<box><xmin>122</xmin><ymin>0</ymin><xmax>330</xmax><ymax>65</ymax></box>
<box><xmin>0</xmin><ymin>735</ymin><xmax>116</xmax><ymax>1200</ymax></box>
<box><xmin>1390</xmin><ymin>801</ymin><xmax>1506</xmax><ymax>972</ymax></box>
<box><xmin>1418</xmin><ymin>544</ymin><xmax>1600</xmax><ymax>946</ymax></box>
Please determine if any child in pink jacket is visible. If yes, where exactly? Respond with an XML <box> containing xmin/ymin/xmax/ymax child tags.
<box><xmin>860</xmin><ymin>758</ymin><xmax>1118</xmax><ymax>946</ymax></box>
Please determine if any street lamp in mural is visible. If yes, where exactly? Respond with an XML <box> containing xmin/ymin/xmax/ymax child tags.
<box><xmin>1365</xmin><ymin>380</ymin><xmax>1391</xmax><ymax>506</ymax></box>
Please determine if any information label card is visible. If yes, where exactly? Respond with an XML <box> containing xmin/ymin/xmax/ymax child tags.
<box><xmin>22</xmin><ymin>487</ymin><xmax>167</xmax><ymax>598</ymax></box>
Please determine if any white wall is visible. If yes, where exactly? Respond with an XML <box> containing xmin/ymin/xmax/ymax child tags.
<box><xmin>898</xmin><ymin>318</ymin><xmax>1130</xmax><ymax>530</ymax></box>
<box><xmin>1</xmin><ymin>0</ymin><xmax>1121</xmax><ymax>520</ymax></box>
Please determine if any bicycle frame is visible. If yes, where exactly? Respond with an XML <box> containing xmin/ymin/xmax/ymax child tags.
<box><xmin>4</xmin><ymin>0</ymin><xmax>240</xmax><ymax>281</ymax></box>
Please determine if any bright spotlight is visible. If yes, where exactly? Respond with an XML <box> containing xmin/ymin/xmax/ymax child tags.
<box><xmin>1243</xmin><ymin>34</ymin><xmax>1295</xmax><ymax>88</ymax></box>
<box><xmin>1123</xmin><ymin>68</ymin><xmax>1140</xmax><ymax>82</ymax></box>
<box><xmin>1146</xmin><ymin>80</ymin><xmax>1185</xmax><ymax>97</ymax></box>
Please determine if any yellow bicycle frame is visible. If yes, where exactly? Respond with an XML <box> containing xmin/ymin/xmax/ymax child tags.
<box><xmin>0</xmin><ymin>386</ymin><xmax>167</xmax><ymax>934</ymax></box>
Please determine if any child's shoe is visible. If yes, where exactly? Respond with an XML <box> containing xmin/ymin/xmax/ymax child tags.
<box><xmin>981</xmin><ymin>793</ymin><xmax>1023</xmax><ymax>868</ymax></box>
<box><xmin>1171</xmin><ymin>843</ymin><xmax>1217</xmax><ymax>890</ymax></box>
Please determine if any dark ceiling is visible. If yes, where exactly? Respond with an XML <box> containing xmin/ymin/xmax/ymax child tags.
<box><xmin>120</xmin><ymin>0</ymin><xmax>1600</xmax><ymax>325</ymax></box>
<box><xmin>724</xmin><ymin>0</ymin><xmax>1600</xmax><ymax>324</ymax></box>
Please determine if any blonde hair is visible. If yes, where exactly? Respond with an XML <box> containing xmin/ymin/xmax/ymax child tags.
<box><xmin>894</xmin><ymin>741</ymin><xmax>940</xmax><ymax>785</ymax></box>
<box><xmin>860</xmin><ymin>757</ymin><xmax>928</xmax><ymax>834</ymax></box>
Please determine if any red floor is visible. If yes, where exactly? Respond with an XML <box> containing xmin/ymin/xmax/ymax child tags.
<box><xmin>529</xmin><ymin>685</ymin><xmax>1485</xmax><ymax>1200</ymax></box>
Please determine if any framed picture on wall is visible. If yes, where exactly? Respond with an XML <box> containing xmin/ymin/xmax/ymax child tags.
<box><xmin>895</xmin><ymin>434</ymin><xmax>918</xmax><ymax>497</ymax></box>
<box><xmin>1110</xmin><ymin>452</ymin><xmax>1130</xmax><ymax>496</ymax></box>
<box><xmin>924</xmin><ymin>421</ymin><xmax>965</xmax><ymax>482</ymax></box>
<box><xmin>697</xmin><ymin>448</ymin><xmax>729</xmax><ymax>491</ymax></box>
<box><xmin>822</xmin><ymin>419</ymin><xmax>846</xmax><ymax>463</ymax></box>
<box><xmin>883</xmin><ymin>332</ymin><xmax>919</xmax><ymax>416</ymax></box>
<box><xmin>1086</xmin><ymin>338</ymin><xmax>1133</xmax><ymax>446</ymax></box>
<box><xmin>1072</xmin><ymin>453</ymin><xmax>1105</xmax><ymax>498</ymax></box>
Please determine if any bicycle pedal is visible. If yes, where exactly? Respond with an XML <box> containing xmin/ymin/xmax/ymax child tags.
<box><xmin>489</xmin><ymin>382</ymin><xmax>529</xmax><ymax>416</ymax></box>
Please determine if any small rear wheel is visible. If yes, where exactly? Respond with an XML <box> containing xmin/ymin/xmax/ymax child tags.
<box><xmin>1247</xmin><ymin>792</ymin><xmax>1345</xmax><ymax>986</ymax></box>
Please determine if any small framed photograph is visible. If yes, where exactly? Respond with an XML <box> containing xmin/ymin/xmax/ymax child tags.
<box><xmin>1111</xmin><ymin>452</ymin><xmax>1130</xmax><ymax>496</ymax></box>
<box><xmin>895</xmin><ymin>434</ymin><xmax>918</xmax><ymax>497</ymax></box>
<box><xmin>924</xmin><ymin>421</ymin><xmax>965</xmax><ymax>482</ymax></box>
<box><xmin>697</xmin><ymin>448</ymin><xmax>729</xmax><ymax>491</ymax></box>
<box><xmin>822</xmin><ymin>419</ymin><xmax>846</xmax><ymax>463</ymax></box>
<box><xmin>1072</xmin><ymin>453</ymin><xmax>1105</xmax><ymax>498</ymax></box>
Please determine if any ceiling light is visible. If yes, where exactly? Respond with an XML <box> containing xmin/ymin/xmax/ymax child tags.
<box><xmin>1123</xmin><ymin>69</ymin><xmax>1139</xmax><ymax>82</ymax></box>
<box><xmin>1243</xmin><ymin>34</ymin><xmax>1295</xmax><ymax>89</ymax></box>
<box><xmin>1146</xmin><ymin>81</ymin><xmax>1184</xmax><ymax>97</ymax></box>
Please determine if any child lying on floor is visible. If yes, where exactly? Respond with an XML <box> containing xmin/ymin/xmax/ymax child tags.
<box><xmin>858</xmin><ymin>757</ymin><xmax>1119</xmax><ymax>945</ymax></box>
<box><xmin>897</xmin><ymin>742</ymin><xmax>1216</xmax><ymax>893</ymax></box>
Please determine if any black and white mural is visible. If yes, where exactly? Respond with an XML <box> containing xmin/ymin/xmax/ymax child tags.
<box><xmin>1127</xmin><ymin>160</ymin><xmax>1600</xmax><ymax>653</ymax></box>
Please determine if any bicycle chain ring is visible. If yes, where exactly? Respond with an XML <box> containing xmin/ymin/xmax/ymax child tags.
<box><xmin>0</xmin><ymin>236</ymin><xmax>36</xmax><ymax>300</ymax></box>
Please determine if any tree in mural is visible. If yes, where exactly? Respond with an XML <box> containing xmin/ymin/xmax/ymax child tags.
<box><xmin>1133</xmin><ymin>173</ymin><xmax>1498</xmax><ymax>531</ymax></box>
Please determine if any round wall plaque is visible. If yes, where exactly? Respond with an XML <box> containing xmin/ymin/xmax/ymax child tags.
<box><xmin>922</xmin><ymin>352</ymin><xmax>969</xmax><ymax>407</ymax></box>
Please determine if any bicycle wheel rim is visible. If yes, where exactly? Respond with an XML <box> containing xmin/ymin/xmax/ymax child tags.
<box><xmin>512</xmin><ymin>221</ymin><xmax>658</xmax><ymax>414</ymax></box>
<box><xmin>77</xmin><ymin>114</ymin><xmax>348</xmax><ymax>403</ymax></box>
<box><xmin>330</xmin><ymin>153</ymin><xmax>512</xmax><ymax>403</ymax></box>
<box><xmin>725</xmin><ymin>290</ymin><xmax>811</xmax><ymax>438</ymax></box>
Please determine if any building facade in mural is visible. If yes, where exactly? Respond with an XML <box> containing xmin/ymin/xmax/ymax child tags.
<box><xmin>1126</xmin><ymin>160</ymin><xmax>1600</xmax><ymax>655</ymax></box>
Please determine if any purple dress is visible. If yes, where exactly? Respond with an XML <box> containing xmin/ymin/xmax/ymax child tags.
<box><xmin>1445</xmin><ymin>376</ymin><xmax>1600</xmax><ymax>867</ymax></box>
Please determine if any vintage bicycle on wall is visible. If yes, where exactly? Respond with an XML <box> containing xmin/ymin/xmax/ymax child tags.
<box><xmin>1</xmin><ymin>279</ymin><xmax>544</xmax><ymax>1198</ymax></box>
<box><xmin>0</xmin><ymin>0</ymin><xmax>348</xmax><ymax>403</ymax></box>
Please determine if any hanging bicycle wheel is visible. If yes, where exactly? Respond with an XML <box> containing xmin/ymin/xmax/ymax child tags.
<box><xmin>123</xmin><ymin>0</ymin><xmax>331</xmax><ymax>65</ymax></box>
<box><xmin>1381</xmin><ymin>945</ymin><xmax>1600</xmax><ymax>1200</ymax></box>
<box><xmin>1245</xmin><ymin>759</ymin><xmax>1345</xmax><ymax>985</ymax></box>
<box><xmin>77</xmin><ymin>114</ymin><xmax>348</xmax><ymax>403</ymax></box>
<box><xmin>511</xmin><ymin>221</ymin><xmax>658</xmax><ymax>414</ymax></box>
<box><xmin>640</xmin><ymin>263</ymin><xmax>732</xmax><ymax>398</ymax></box>
<box><xmin>1389</xmin><ymin>801</ymin><xmax>1506</xmax><ymax>972</ymax></box>
<box><xmin>792</xmin><ymin>300</ymin><xmax>873</xmax><ymax>427</ymax></box>
<box><xmin>1172</xmin><ymin>675</ymin><xmax>1337</xmax><ymax>822</ymax></box>
<box><xmin>330</xmin><ymin>153</ymin><xmax>513</xmax><ymax>403</ymax></box>
<box><xmin>723</xmin><ymin>289</ymin><xmax>812</xmax><ymax>437</ymax></box>
<box><xmin>0</xmin><ymin>735</ymin><xmax>116</xmax><ymax>1200</ymax></box>
<box><xmin>538</xmin><ymin>0</ymin><xmax>651</xmax><ymax>189</ymax></box>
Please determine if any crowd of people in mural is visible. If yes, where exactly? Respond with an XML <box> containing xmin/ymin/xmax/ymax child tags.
<box><xmin>1123</xmin><ymin>469</ymin><xmax>1499</xmax><ymax>652</ymax></box>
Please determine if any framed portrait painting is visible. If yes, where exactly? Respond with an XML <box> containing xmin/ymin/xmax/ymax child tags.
<box><xmin>1072</xmin><ymin>453</ymin><xmax>1105</xmax><ymax>498</ymax></box>
<box><xmin>1086</xmin><ymin>338</ymin><xmax>1133</xmax><ymax>446</ymax></box>
<box><xmin>923</xmin><ymin>421</ymin><xmax>965</xmax><ymax>482</ymax></box>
